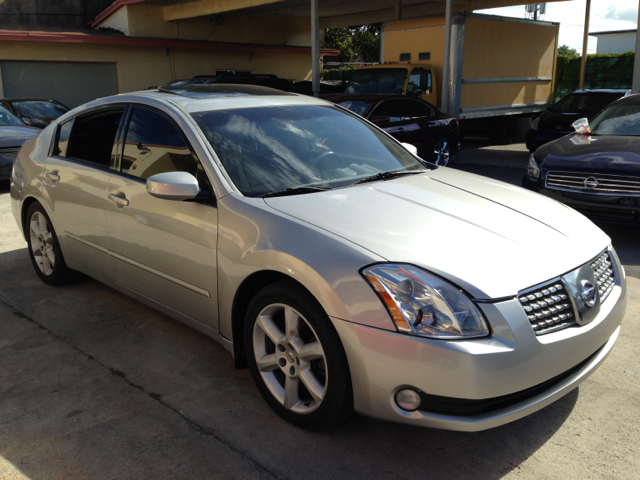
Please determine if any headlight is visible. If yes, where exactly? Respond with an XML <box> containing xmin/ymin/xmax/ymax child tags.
<box><xmin>527</xmin><ymin>154</ymin><xmax>540</xmax><ymax>179</ymax></box>
<box><xmin>530</xmin><ymin>116</ymin><xmax>540</xmax><ymax>131</ymax></box>
<box><xmin>361</xmin><ymin>264</ymin><xmax>489</xmax><ymax>339</ymax></box>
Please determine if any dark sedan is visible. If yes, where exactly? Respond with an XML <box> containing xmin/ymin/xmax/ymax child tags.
<box><xmin>328</xmin><ymin>94</ymin><xmax>460</xmax><ymax>165</ymax></box>
<box><xmin>0</xmin><ymin>97</ymin><xmax>70</xmax><ymax>129</ymax></box>
<box><xmin>526</xmin><ymin>89</ymin><xmax>627</xmax><ymax>152</ymax></box>
<box><xmin>523</xmin><ymin>93</ymin><xmax>640</xmax><ymax>225</ymax></box>
<box><xmin>0</xmin><ymin>106</ymin><xmax>39</xmax><ymax>180</ymax></box>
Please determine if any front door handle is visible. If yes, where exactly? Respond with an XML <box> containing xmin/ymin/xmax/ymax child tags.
<box><xmin>109</xmin><ymin>193</ymin><xmax>129</xmax><ymax>207</ymax></box>
<box><xmin>396</xmin><ymin>127</ymin><xmax>406</xmax><ymax>133</ymax></box>
<box><xmin>45</xmin><ymin>171</ymin><xmax>60</xmax><ymax>182</ymax></box>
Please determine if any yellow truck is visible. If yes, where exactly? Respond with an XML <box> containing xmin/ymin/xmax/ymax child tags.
<box><xmin>344</xmin><ymin>12</ymin><xmax>560</xmax><ymax>141</ymax></box>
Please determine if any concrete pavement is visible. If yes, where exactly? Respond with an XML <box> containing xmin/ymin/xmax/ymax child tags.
<box><xmin>1</xmin><ymin>179</ymin><xmax>639</xmax><ymax>480</ymax></box>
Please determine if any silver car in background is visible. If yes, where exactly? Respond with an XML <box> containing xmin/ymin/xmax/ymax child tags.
<box><xmin>10</xmin><ymin>84</ymin><xmax>626</xmax><ymax>431</ymax></box>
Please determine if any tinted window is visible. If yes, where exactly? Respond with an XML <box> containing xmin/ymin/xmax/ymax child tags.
<box><xmin>56</xmin><ymin>119</ymin><xmax>74</xmax><ymax>157</ymax></box>
<box><xmin>192</xmin><ymin>105</ymin><xmax>425</xmax><ymax>197</ymax></box>
<box><xmin>345</xmin><ymin>68</ymin><xmax>407</xmax><ymax>95</ymax></box>
<box><xmin>551</xmin><ymin>92</ymin><xmax>623</xmax><ymax>114</ymax></box>
<box><xmin>407</xmin><ymin>71</ymin><xmax>421</xmax><ymax>95</ymax></box>
<box><xmin>397</xmin><ymin>99</ymin><xmax>432</xmax><ymax>119</ymax></box>
<box><xmin>370</xmin><ymin>101</ymin><xmax>401</xmax><ymax>122</ymax></box>
<box><xmin>336</xmin><ymin>100</ymin><xmax>374</xmax><ymax>116</ymax></box>
<box><xmin>0</xmin><ymin>106</ymin><xmax>24</xmax><ymax>126</ymax></box>
<box><xmin>590</xmin><ymin>101</ymin><xmax>640</xmax><ymax>136</ymax></box>
<box><xmin>12</xmin><ymin>101</ymin><xmax>69</xmax><ymax>118</ymax></box>
<box><xmin>66</xmin><ymin>109</ymin><xmax>124</xmax><ymax>167</ymax></box>
<box><xmin>121</xmin><ymin>108</ymin><xmax>201</xmax><ymax>180</ymax></box>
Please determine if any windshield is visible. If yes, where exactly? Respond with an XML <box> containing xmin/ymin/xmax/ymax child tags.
<box><xmin>0</xmin><ymin>106</ymin><xmax>25</xmax><ymax>126</ymax></box>
<box><xmin>192</xmin><ymin>105</ymin><xmax>425</xmax><ymax>197</ymax></box>
<box><xmin>345</xmin><ymin>68</ymin><xmax>407</xmax><ymax>95</ymax></box>
<box><xmin>550</xmin><ymin>92</ymin><xmax>623</xmax><ymax>114</ymax></box>
<box><xmin>12</xmin><ymin>101</ymin><xmax>69</xmax><ymax>118</ymax></box>
<box><xmin>590</xmin><ymin>101</ymin><xmax>640</xmax><ymax>136</ymax></box>
<box><xmin>335</xmin><ymin>100</ymin><xmax>374</xmax><ymax>116</ymax></box>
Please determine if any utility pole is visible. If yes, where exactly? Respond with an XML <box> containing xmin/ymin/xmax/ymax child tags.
<box><xmin>579</xmin><ymin>0</ymin><xmax>591</xmax><ymax>90</ymax></box>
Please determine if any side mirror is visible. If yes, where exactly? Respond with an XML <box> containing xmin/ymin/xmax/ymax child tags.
<box><xmin>402</xmin><ymin>142</ymin><xmax>418</xmax><ymax>156</ymax></box>
<box><xmin>410</xmin><ymin>88</ymin><xmax>423</xmax><ymax>97</ymax></box>
<box><xmin>572</xmin><ymin>117</ymin><xmax>591</xmax><ymax>135</ymax></box>
<box><xmin>370</xmin><ymin>115</ymin><xmax>390</xmax><ymax>124</ymax></box>
<box><xmin>146</xmin><ymin>171</ymin><xmax>200</xmax><ymax>201</ymax></box>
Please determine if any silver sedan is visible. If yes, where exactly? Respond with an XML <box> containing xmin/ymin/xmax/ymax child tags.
<box><xmin>10</xmin><ymin>84</ymin><xmax>626</xmax><ymax>431</ymax></box>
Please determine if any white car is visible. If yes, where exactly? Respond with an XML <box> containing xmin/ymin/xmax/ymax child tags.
<box><xmin>10</xmin><ymin>84</ymin><xmax>626</xmax><ymax>431</ymax></box>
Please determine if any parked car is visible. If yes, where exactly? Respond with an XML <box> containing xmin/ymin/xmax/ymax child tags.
<box><xmin>0</xmin><ymin>106</ymin><xmax>39</xmax><ymax>181</ymax></box>
<box><xmin>11</xmin><ymin>83</ymin><xmax>625</xmax><ymax>432</ymax></box>
<box><xmin>328</xmin><ymin>94</ymin><xmax>460</xmax><ymax>165</ymax></box>
<box><xmin>1</xmin><ymin>97</ymin><xmax>71</xmax><ymax>129</ymax></box>
<box><xmin>526</xmin><ymin>89</ymin><xmax>628</xmax><ymax>152</ymax></box>
<box><xmin>523</xmin><ymin>93</ymin><xmax>640</xmax><ymax>225</ymax></box>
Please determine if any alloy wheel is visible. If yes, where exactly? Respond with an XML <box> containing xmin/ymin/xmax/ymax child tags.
<box><xmin>252</xmin><ymin>303</ymin><xmax>327</xmax><ymax>413</ymax></box>
<box><xmin>29</xmin><ymin>211</ymin><xmax>56</xmax><ymax>276</ymax></box>
<box><xmin>433</xmin><ymin>139</ymin><xmax>451</xmax><ymax>166</ymax></box>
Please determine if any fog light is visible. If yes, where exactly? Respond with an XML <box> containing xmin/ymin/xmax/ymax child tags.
<box><xmin>395</xmin><ymin>389</ymin><xmax>421</xmax><ymax>411</ymax></box>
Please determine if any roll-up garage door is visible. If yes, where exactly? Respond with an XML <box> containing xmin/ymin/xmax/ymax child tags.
<box><xmin>0</xmin><ymin>61</ymin><xmax>118</xmax><ymax>108</ymax></box>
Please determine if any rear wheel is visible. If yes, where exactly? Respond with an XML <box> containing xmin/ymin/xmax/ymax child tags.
<box><xmin>244</xmin><ymin>281</ymin><xmax>353</xmax><ymax>429</ymax></box>
<box><xmin>26</xmin><ymin>202</ymin><xmax>71</xmax><ymax>285</ymax></box>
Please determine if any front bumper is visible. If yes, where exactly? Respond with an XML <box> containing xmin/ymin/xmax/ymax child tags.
<box><xmin>331</xmin><ymin>256</ymin><xmax>626</xmax><ymax>431</ymax></box>
<box><xmin>524</xmin><ymin>177</ymin><xmax>640</xmax><ymax>225</ymax></box>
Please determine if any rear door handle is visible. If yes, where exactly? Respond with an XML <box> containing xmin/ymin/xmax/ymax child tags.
<box><xmin>396</xmin><ymin>127</ymin><xmax>406</xmax><ymax>133</ymax></box>
<box><xmin>45</xmin><ymin>171</ymin><xmax>60</xmax><ymax>182</ymax></box>
<box><xmin>109</xmin><ymin>193</ymin><xmax>129</xmax><ymax>207</ymax></box>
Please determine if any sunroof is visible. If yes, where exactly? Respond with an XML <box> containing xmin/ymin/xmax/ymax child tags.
<box><xmin>158</xmin><ymin>82</ymin><xmax>292</xmax><ymax>98</ymax></box>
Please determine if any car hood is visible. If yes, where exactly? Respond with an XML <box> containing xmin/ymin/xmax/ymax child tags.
<box><xmin>0</xmin><ymin>125</ymin><xmax>39</xmax><ymax>148</ymax></box>
<box><xmin>265</xmin><ymin>168</ymin><xmax>609</xmax><ymax>299</ymax></box>
<box><xmin>540</xmin><ymin>133</ymin><xmax>640</xmax><ymax>176</ymax></box>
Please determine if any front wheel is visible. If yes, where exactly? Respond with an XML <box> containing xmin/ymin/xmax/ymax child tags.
<box><xmin>432</xmin><ymin>137</ymin><xmax>452</xmax><ymax>166</ymax></box>
<box><xmin>244</xmin><ymin>281</ymin><xmax>353</xmax><ymax>429</ymax></box>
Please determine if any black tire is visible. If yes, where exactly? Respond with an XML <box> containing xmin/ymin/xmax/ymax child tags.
<box><xmin>431</xmin><ymin>136</ymin><xmax>452</xmax><ymax>166</ymax></box>
<box><xmin>244</xmin><ymin>280</ymin><xmax>353</xmax><ymax>430</ymax></box>
<box><xmin>25</xmin><ymin>202</ymin><xmax>72</xmax><ymax>285</ymax></box>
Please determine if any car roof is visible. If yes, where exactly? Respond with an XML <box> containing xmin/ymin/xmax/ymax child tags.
<box><xmin>82</xmin><ymin>84</ymin><xmax>330</xmax><ymax>114</ymax></box>
<box><xmin>570</xmin><ymin>89</ymin><xmax>630</xmax><ymax>94</ymax></box>
<box><xmin>608</xmin><ymin>92</ymin><xmax>640</xmax><ymax>106</ymax></box>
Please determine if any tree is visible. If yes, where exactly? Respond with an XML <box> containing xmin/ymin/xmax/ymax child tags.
<box><xmin>323</xmin><ymin>24</ymin><xmax>381</xmax><ymax>62</ymax></box>
<box><xmin>558</xmin><ymin>45</ymin><xmax>579</xmax><ymax>57</ymax></box>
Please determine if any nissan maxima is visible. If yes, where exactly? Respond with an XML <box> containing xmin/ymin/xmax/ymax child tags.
<box><xmin>523</xmin><ymin>93</ymin><xmax>640</xmax><ymax>225</ymax></box>
<box><xmin>10</xmin><ymin>84</ymin><xmax>626</xmax><ymax>431</ymax></box>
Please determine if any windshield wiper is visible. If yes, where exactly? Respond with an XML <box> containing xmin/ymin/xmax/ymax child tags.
<box><xmin>349</xmin><ymin>169</ymin><xmax>422</xmax><ymax>186</ymax></box>
<box><xmin>259</xmin><ymin>186</ymin><xmax>332</xmax><ymax>198</ymax></box>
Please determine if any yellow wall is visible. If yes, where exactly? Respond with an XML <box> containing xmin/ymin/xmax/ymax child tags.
<box><xmin>0</xmin><ymin>40</ymin><xmax>313</xmax><ymax>96</ymax></box>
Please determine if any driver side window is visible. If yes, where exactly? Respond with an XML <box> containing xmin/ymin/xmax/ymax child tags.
<box><xmin>121</xmin><ymin>107</ymin><xmax>204</xmax><ymax>183</ymax></box>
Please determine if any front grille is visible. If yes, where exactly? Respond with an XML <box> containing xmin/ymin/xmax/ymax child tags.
<box><xmin>518</xmin><ymin>281</ymin><xmax>576</xmax><ymax>335</ymax></box>
<box><xmin>591</xmin><ymin>251</ymin><xmax>615</xmax><ymax>303</ymax></box>
<box><xmin>546</xmin><ymin>171</ymin><xmax>640</xmax><ymax>195</ymax></box>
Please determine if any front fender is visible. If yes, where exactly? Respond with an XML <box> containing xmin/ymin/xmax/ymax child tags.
<box><xmin>217</xmin><ymin>194</ymin><xmax>397</xmax><ymax>341</ymax></box>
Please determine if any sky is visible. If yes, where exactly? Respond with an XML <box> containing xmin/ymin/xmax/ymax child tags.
<box><xmin>477</xmin><ymin>0</ymin><xmax>638</xmax><ymax>53</ymax></box>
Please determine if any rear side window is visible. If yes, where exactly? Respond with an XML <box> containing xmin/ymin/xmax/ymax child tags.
<box><xmin>397</xmin><ymin>99</ymin><xmax>432</xmax><ymax>120</ymax></box>
<box><xmin>370</xmin><ymin>101</ymin><xmax>402</xmax><ymax>122</ymax></box>
<box><xmin>65</xmin><ymin>109</ymin><xmax>124</xmax><ymax>167</ymax></box>
<box><xmin>55</xmin><ymin>119</ymin><xmax>75</xmax><ymax>157</ymax></box>
<box><xmin>121</xmin><ymin>107</ymin><xmax>202</xmax><ymax>181</ymax></box>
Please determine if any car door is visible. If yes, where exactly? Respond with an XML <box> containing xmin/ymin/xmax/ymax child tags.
<box><xmin>42</xmin><ymin>107</ymin><xmax>125</xmax><ymax>278</ymax></box>
<box><xmin>106</xmin><ymin>105</ymin><xmax>219</xmax><ymax>329</ymax></box>
<box><xmin>394</xmin><ymin>98</ymin><xmax>440</xmax><ymax>156</ymax></box>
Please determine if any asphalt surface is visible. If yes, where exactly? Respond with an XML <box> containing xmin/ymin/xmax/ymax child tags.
<box><xmin>1</xmin><ymin>146</ymin><xmax>639</xmax><ymax>479</ymax></box>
